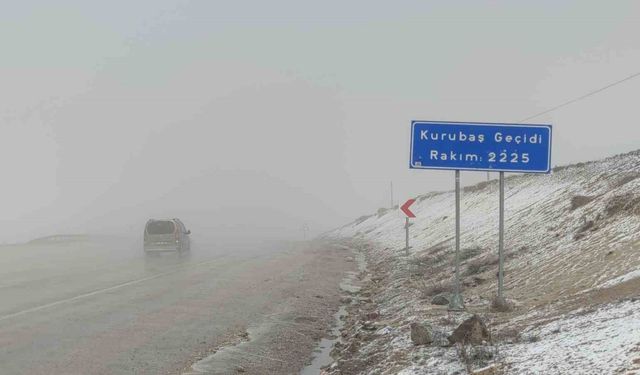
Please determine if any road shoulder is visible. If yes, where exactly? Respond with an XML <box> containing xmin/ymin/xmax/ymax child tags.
<box><xmin>179</xmin><ymin>239</ymin><xmax>357</xmax><ymax>375</ymax></box>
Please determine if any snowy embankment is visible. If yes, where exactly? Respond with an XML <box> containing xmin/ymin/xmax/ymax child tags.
<box><xmin>326</xmin><ymin>150</ymin><xmax>640</xmax><ymax>374</ymax></box>
<box><xmin>503</xmin><ymin>299</ymin><xmax>640</xmax><ymax>374</ymax></box>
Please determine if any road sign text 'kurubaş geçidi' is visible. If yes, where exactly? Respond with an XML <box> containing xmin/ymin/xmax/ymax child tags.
<box><xmin>410</xmin><ymin>121</ymin><xmax>552</xmax><ymax>173</ymax></box>
<box><xmin>408</xmin><ymin>120</ymin><xmax>553</xmax><ymax>311</ymax></box>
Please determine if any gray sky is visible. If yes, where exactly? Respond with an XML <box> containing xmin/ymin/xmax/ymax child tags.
<box><xmin>1</xmin><ymin>1</ymin><xmax>640</xmax><ymax>242</ymax></box>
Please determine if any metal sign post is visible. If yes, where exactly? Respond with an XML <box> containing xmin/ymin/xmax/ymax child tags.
<box><xmin>448</xmin><ymin>170</ymin><xmax>464</xmax><ymax>310</ymax></box>
<box><xmin>498</xmin><ymin>171</ymin><xmax>505</xmax><ymax>301</ymax></box>
<box><xmin>400</xmin><ymin>199</ymin><xmax>416</xmax><ymax>255</ymax></box>
<box><xmin>405</xmin><ymin>217</ymin><xmax>410</xmax><ymax>254</ymax></box>
<box><xmin>390</xmin><ymin>181</ymin><xmax>394</xmax><ymax>208</ymax></box>
<box><xmin>410</xmin><ymin>120</ymin><xmax>552</xmax><ymax>308</ymax></box>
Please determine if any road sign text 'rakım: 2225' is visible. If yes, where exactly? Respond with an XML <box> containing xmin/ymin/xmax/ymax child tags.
<box><xmin>410</xmin><ymin>121</ymin><xmax>552</xmax><ymax>173</ymax></box>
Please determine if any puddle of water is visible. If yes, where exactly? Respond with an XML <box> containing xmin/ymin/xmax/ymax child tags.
<box><xmin>339</xmin><ymin>250</ymin><xmax>367</xmax><ymax>293</ymax></box>
<box><xmin>354</xmin><ymin>250</ymin><xmax>367</xmax><ymax>273</ymax></box>
<box><xmin>300</xmin><ymin>247</ymin><xmax>366</xmax><ymax>374</ymax></box>
<box><xmin>299</xmin><ymin>305</ymin><xmax>346</xmax><ymax>375</ymax></box>
<box><xmin>339</xmin><ymin>272</ymin><xmax>361</xmax><ymax>293</ymax></box>
<box><xmin>182</xmin><ymin>324</ymin><xmax>268</xmax><ymax>375</ymax></box>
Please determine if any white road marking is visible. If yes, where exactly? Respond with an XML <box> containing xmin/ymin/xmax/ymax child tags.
<box><xmin>0</xmin><ymin>258</ymin><xmax>223</xmax><ymax>322</ymax></box>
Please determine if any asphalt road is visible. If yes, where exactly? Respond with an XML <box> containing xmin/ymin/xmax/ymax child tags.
<box><xmin>0</xmin><ymin>236</ymin><xmax>354</xmax><ymax>375</ymax></box>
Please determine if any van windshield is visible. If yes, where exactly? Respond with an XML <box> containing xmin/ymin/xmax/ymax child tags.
<box><xmin>146</xmin><ymin>221</ymin><xmax>175</xmax><ymax>235</ymax></box>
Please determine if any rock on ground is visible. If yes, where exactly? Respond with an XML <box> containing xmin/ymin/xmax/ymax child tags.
<box><xmin>448</xmin><ymin>314</ymin><xmax>491</xmax><ymax>346</ymax></box>
<box><xmin>410</xmin><ymin>322</ymin><xmax>433</xmax><ymax>345</ymax></box>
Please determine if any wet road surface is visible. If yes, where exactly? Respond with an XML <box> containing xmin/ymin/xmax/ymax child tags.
<box><xmin>0</xmin><ymin>236</ymin><xmax>354</xmax><ymax>374</ymax></box>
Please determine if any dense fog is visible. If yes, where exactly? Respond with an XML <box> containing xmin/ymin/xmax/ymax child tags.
<box><xmin>2</xmin><ymin>1</ymin><xmax>640</xmax><ymax>243</ymax></box>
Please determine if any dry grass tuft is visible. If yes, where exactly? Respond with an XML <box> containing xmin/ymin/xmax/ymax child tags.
<box><xmin>464</xmin><ymin>255</ymin><xmax>499</xmax><ymax>276</ymax></box>
<box><xmin>457</xmin><ymin>343</ymin><xmax>500</xmax><ymax>374</ymax></box>
<box><xmin>523</xmin><ymin>334</ymin><xmax>541</xmax><ymax>343</ymax></box>
<box><xmin>494</xmin><ymin>327</ymin><xmax>521</xmax><ymax>343</ymax></box>
<box><xmin>354</xmin><ymin>214</ymin><xmax>372</xmax><ymax>225</ymax></box>
<box><xmin>461</xmin><ymin>247</ymin><xmax>483</xmax><ymax>261</ymax></box>
<box><xmin>604</xmin><ymin>194</ymin><xmax>640</xmax><ymax>217</ymax></box>
<box><xmin>463</xmin><ymin>180</ymin><xmax>493</xmax><ymax>194</ymax></box>
<box><xmin>419</xmin><ymin>281</ymin><xmax>455</xmax><ymax>298</ymax></box>
<box><xmin>490</xmin><ymin>296</ymin><xmax>514</xmax><ymax>313</ymax></box>
<box><xmin>613</xmin><ymin>173</ymin><xmax>640</xmax><ymax>188</ymax></box>
<box><xmin>570</xmin><ymin>195</ymin><xmax>595</xmax><ymax>210</ymax></box>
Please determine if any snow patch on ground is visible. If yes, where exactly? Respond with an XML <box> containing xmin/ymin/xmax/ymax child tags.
<box><xmin>503</xmin><ymin>299</ymin><xmax>640</xmax><ymax>374</ymax></box>
<box><xmin>598</xmin><ymin>269</ymin><xmax>640</xmax><ymax>289</ymax></box>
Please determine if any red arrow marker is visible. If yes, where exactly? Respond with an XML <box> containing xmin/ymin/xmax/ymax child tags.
<box><xmin>401</xmin><ymin>199</ymin><xmax>416</xmax><ymax>218</ymax></box>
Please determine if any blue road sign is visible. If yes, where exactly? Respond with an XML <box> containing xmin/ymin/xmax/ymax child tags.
<box><xmin>410</xmin><ymin>121</ymin><xmax>552</xmax><ymax>173</ymax></box>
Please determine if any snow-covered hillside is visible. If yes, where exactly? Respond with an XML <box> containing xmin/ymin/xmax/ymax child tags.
<box><xmin>326</xmin><ymin>150</ymin><xmax>640</xmax><ymax>374</ymax></box>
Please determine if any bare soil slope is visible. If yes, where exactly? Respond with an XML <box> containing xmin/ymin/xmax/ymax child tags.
<box><xmin>328</xmin><ymin>150</ymin><xmax>640</xmax><ymax>374</ymax></box>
